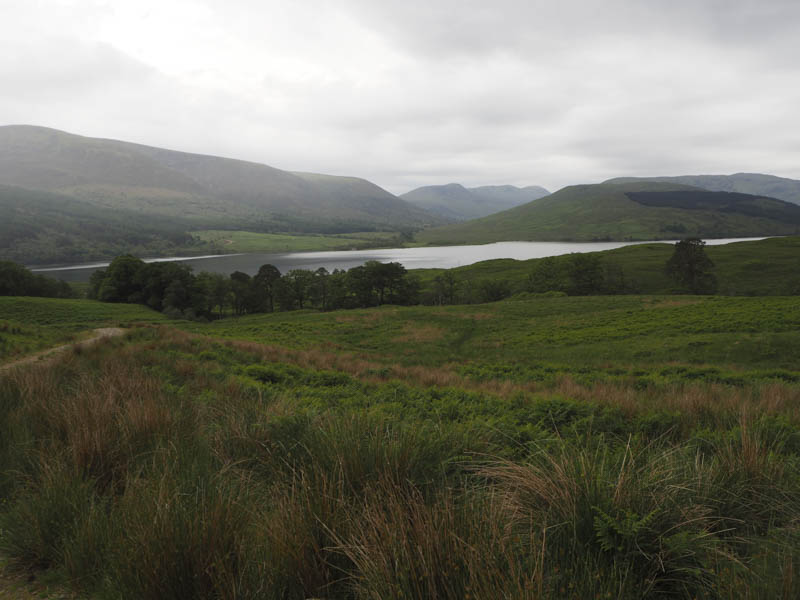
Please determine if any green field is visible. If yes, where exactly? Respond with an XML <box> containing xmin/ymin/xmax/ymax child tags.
<box><xmin>413</xmin><ymin>235</ymin><xmax>800</xmax><ymax>298</ymax></box>
<box><xmin>192</xmin><ymin>229</ymin><xmax>403</xmax><ymax>254</ymax></box>
<box><xmin>1</xmin><ymin>293</ymin><xmax>799</xmax><ymax>598</ymax></box>
<box><xmin>182</xmin><ymin>295</ymin><xmax>800</xmax><ymax>384</ymax></box>
<box><xmin>0</xmin><ymin>297</ymin><xmax>166</xmax><ymax>361</ymax></box>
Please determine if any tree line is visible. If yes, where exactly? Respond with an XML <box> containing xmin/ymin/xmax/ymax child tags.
<box><xmin>0</xmin><ymin>261</ymin><xmax>74</xmax><ymax>298</ymax></box>
<box><xmin>429</xmin><ymin>239</ymin><xmax>718</xmax><ymax>304</ymax></box>
<box><xmin>87</xmin><ymin>255</ymin><xmax>420</xmax><ymax>319</ymax></box>
<box><xmin>0</xmin><ymin>240</ymin><xmax>721</xmax><ymax>316</ymax></box>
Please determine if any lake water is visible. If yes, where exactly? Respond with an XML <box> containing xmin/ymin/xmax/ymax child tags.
<box><xmin>32</xmin><ymin>238</ymin><xmax>767</xmax><ymax>282</ymax></box>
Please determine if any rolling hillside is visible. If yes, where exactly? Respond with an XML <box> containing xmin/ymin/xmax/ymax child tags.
<box><xmin>0</xmin><ymin>184</ymin><xmax>208</xmax><ymax>265</ymax></box>
<box><xmin>401</xmin><ymin>183</ymin><xmax>549</xmax><ymax>220</ymax></box>
<box><xmin>605</xmin><ymin>173</ymin><xmax>800</xmax><ymax>205</ymax></box>
<box><xmin>413</xmin><ymin>235</ymin><xmax>800</xmax><ymax>297</ymax></box>
<box><xmin>416</xmin><ymin>181</ymin><xmax>800</xmax><ymax>245</ymax></box>
<box><xmin>0</xmin><ymin>125</ymin><xmax>445</xmax><ymax>232</ymax></box>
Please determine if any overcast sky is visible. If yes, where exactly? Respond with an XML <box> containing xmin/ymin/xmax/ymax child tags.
<box><xmin>2</xmin><ymin>0</ymin><xmax>799</xmax><ymax>194</ymax></box>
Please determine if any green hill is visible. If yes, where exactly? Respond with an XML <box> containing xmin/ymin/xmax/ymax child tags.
<box><xmin>0</xmin><ymin>184</ymin><xmax>209</xmax><ymax>265</ymax></box>
<box><xmin>0</xmin><ymin>125</ymin><xmax>445</xmax><ymax>233</ymax></box>
<box><xmin>605</xmin><ymin>173</ymin><xmax>800</xmax><ymax>205</ymax></box>
<box><xmin>416</xmin><ymin>181</ymin><xmax>800</xmax><ymax>245</ymax></box>
<box><xmin>414</xmin><ymin>235</ymin><xmax>800</xmax><ymax>297</ymax></box>
<box><xmin>401</xmin><ymin>182</ymin><xmax>549</xmax><ymax>220</ymax></box>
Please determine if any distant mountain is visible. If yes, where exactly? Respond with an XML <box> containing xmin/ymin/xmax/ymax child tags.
<box><xmin>416</xmin><ymin>181</ymin><xmax>800</xmax><ymax>245</ymax></box>
<box><xmin>604</xmin><ymin>173</ymin><xmax>800</xmax><ymax>205</ymax></box>
<box><xmin>401</xmin><ymin>183</ymin><xmax>549</xmax><ymax>220</ymax></box>
<box><xmin>0</xmin><ymin>125</ymin><xmax>445</xmax><ymax>233</ymax></box>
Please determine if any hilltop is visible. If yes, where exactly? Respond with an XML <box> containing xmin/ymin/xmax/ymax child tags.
<box><xmin>0</xmin><ymin>125</ymin><xmax>445</xmax><ymax>233</ymax></box>
<box><xmin>416</xmin><ymin>181</ymin><xmax>800</xmax><ymax>245</ymax></box>
<box><xmin>401</xmin><ymin>182</ymin><xmax>549</xmax><ymax>220</ymax></box>
<box><xmin>0</xmin><ymin>125</ymin><xmax>453</xmax><ymax>264</ymax></box>
<box><xmin>605</xmin><ymin>173</ymin><xmax>800</xmax><ymax>205</ymax></box>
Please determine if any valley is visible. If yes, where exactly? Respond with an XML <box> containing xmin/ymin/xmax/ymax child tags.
<box><xmin>2</xmin><ymin>126</ymin><xmax>800</xmax><ymax>600</ymax></box>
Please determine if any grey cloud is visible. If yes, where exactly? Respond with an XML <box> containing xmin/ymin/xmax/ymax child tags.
<box><xmin>1</xmin><ymin>0</ymin><xmax>799</xmax><ymax>195</ymax></box>
<box><xmin>0</xmin><ymin>38</ymin><xmax>153</xmax><ymax>97</ymax></box>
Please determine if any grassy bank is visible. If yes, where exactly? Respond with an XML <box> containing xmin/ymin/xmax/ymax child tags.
<box><xmin>1</xmin><ymin>293</ymin><xmax>799</xmax><ymax>598</ymax></box>
<box><xmin>413</xmin><ymin>236</ymin><xmax>800</xmax><ymax>297</ymax></box>
<box><xmin>191</xmin><ymin>230</ymin><xmax>403</xmax><ymax>254</ymax></box>
<box><xmin>0</xmin><ymin>297</ymin><xmax>166</xmax><ymax>361</ymax></box>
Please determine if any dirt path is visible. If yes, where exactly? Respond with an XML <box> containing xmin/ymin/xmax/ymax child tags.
<box><xmin>0</xmin><ymin>328</ymin><xmax>126</xmax><ymax>373</ymax></box>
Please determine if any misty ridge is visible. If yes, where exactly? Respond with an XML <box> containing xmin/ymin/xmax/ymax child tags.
<box><xmin>3</xmin><ymin>124</ymin><xmax>800</xmax><ymax>267</ymax></box>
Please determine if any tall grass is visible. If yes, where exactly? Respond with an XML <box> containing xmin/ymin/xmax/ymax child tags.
<box><xmin>1</xmin><ymin>329</ymin><xmax>798</xmax><ymax>598</ymax></box>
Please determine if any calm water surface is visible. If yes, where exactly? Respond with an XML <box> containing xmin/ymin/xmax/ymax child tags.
<box><xmin>33</xmin><ymin>238</ymin><xmax>766</xmax><ymax>282</ymax></box>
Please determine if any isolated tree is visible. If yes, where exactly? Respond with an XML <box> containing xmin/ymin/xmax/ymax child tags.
<box><xmin>665</xmin><ymin>238</ymin><xmax>717</xmax><ymax>294</ymax></box>
<box><xmin>528</xmin><ymin>256</ymin><xmax>564</xmax><ymax>293</ymax></box>
<box><xmin>566</xmin><ymin>254</ymin><xmax>604</xmax><ymax>295</ymax></box>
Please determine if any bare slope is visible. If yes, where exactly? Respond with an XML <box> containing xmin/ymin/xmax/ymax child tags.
<box><xmin>0</xmin><ymin>125</ymin><xmax>443</xmax><ymax>231</ymax></box>
<box><xmin>416</xmin><ymin>181</ymin><xmax>800</xmax><ymax>244</ymax></box>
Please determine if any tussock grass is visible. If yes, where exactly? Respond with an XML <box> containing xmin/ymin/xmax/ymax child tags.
<box><xmin>1</xmin><ymin>321</ymin><xmax>799</xmax><ymax>598</ymax></box>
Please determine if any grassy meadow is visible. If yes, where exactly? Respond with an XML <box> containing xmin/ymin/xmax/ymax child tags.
<box><xmin>192</xmin><ymin>230</ymin><xmax>403</xmax><ymax>254</ymax></box>
<box><xmin>1</xmin><ymin>293</ymin><xmax>799</xmax><ymax>598</ymax></box>
<box><xmin>0</xmin><ymin>297</ymin><xmax>166</xmax><ymax>361</ymax></box>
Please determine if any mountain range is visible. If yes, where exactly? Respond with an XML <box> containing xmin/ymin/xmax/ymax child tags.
<box><xmin>416</xmin><ymin>181</ymin><xmax>800</xmax><ymax>245</ymax></box>
<box><xmin>3</xmin><ymin>124</ymin><xmax>800</xmax><ymax>264</ymax></box>
<box><xmin>400</xmin><ymin>183</ymin><xmax>550</xmax><ymax>220</ymax></box>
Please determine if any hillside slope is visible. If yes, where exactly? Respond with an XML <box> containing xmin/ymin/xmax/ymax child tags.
<box><xmin>0</xmin><ymin>184</ymin><xmax>208</xmax><ymax>264</ymax></box>
<box><xmin>0</xmin><ymin>125</ymin><xmax>444</xmax><ymax>232</ymax></box>
<box><xmin>605</xmin><ymin>173</ymin><xmax>800</xmax><ymax>205</ymax></box>
<box><xmin>401</xmin><ymin>183</ymin><xmax>549</xmax><ymax>220</ymax></box>
<box><xmin>415</xmin><ymin>235</ymin><xmax>800</xmax><ymax>297</ymax></box>
<box><xmin>416</xmin><ymin>181</ymin><xmax>800</xmax><ymax>244</ymax></box>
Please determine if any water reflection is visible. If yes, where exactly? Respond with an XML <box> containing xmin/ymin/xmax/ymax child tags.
<box><xmin>33</xmin><ymin>238</ymin><xmax>766</xmax><ymax>282</ymax></box>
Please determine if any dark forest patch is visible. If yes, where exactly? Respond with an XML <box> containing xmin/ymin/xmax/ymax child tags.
<box><xmin>626</xmin><ymin>190</ymin><xmax>800</xmax><ymax>224</ymax></box>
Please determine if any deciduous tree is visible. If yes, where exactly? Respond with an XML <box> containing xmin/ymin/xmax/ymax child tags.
<box><xmin>665</xmin><ymin>238</ymin><xmax>717</xmax><ymax>294</ymax></box>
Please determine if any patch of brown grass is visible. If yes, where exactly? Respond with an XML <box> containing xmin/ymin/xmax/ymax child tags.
<box><xmin>144</xmin><ymin>326</ymin><xmax>800</xmax><ymax>430</ymax></box>
<box><xmin>458</xmin><ymin>311</ymin><xmax>495</xmax><ymax>320</ymax></box>
<box><xmin>392</xmin><ymin>323</ymin><xmax>445</xmax><ymax>343</ymax></box>
<box><xmin>334</xmin><ymin>311</ymin><xmax>387</xmax><ymax>324</ymax></box>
